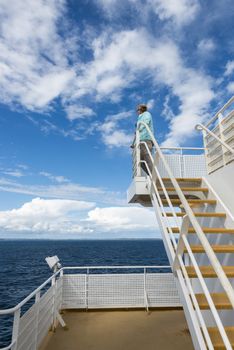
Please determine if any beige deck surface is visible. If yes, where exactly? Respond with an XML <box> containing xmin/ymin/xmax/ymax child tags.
<box><xmin>40</xmin><ymin>309</ymin><xmax>194</xmax><ymax>350</ymax></box>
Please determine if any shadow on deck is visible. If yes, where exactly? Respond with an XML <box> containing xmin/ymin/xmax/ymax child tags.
<box><xmin>40</xmin><ymin>309</ymin><xmax>194</xmax><ymax>350</ymax></box>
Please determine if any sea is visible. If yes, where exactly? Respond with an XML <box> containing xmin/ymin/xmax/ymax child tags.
<box><xmin>0</xmin><ymin>239</ymin><xmax>169</xmax><ymax>347</ymax></box>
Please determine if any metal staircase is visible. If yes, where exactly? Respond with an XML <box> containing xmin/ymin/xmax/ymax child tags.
<box><xmin>128</xmin><ymin>97</ymin><xmax>234</xmax><ymax>350</ymax></box>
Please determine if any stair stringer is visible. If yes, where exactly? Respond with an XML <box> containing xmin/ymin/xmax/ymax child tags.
<box><xmin>149</xmin><ymin>184</ymin><xmax>208</xmax><ymax>350</ymax></box>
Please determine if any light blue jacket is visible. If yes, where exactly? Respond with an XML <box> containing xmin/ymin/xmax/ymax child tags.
<box><xmin>137</xmin><ymin>111</ymin><xmax>154</xmax><ymax>141</ymax></box>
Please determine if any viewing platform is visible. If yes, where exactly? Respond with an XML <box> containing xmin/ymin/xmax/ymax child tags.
<box><xmin>40</xmin><ymin>309</ymin><xmax>193</xmax><ymax>350</ymax></box>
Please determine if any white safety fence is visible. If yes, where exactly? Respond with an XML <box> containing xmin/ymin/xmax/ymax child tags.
<box><xmin>62</xmin><ymin>268</ymin><xmax>181</xmax><ymax>309</ymax></box>
<box><xmin>199</xmin><ymin>95</ymin><xmax>234</xmax><ymax>174</ymax></box>
<box><xmin>132</xmin><ymin>145</ymin><xmax>207</xmax><ymax>179</ymax></box>
<box><xmin>0</xmin><ymin>266</ymin><xmax>181</xmax><ymax>350</ymax></box>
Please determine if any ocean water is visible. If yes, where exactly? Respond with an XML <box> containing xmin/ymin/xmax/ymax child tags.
<box><xmin>0</xmin><ymin>239</ymin><xmax>168</xmax><ymax>346</ymax></box>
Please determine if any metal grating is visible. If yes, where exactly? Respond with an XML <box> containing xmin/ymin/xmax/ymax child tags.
<box><xmin>157</xmin><ymin>154</ymin><xmax>207</xmax><ymax>178</ymax></box>
<box><xmin>62</xmin><ymin>273</ymin><xmax>181</xmax><ymax>309</ymax></box>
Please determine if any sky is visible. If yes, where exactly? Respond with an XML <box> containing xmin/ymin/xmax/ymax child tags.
<box><xmin>0</xmin><ymin>0</ymin><xmax>233</xmax><ymax>239</ymax></box>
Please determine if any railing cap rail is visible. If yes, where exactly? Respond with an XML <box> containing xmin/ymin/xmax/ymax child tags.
<box><xmin>205</xmin><ymin>95</ymin><xmax>234</xmax><ymax>128</ymax></box>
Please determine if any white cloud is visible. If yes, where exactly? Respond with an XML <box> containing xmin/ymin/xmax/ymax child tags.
<box><xmin>0</xmin><ymin>2</ymin><xmax>214</xmax><ymax>147</ymax></box>
<box><xmin>98</xmin><ymin>111</ymin><xmax>133</xmax><ymax>147</ymax></box>
<box><xmin>147</xmin><ymin>0</ymin><xmax>200</xmax><ymax>25</ymax></box>
<box><xmin>225</xmin><ymin>61</ymin><xmax>234</xmax><ymax>76</ymax></box>
<box><xmin>65</xmin><ymin>105</ymin><xmax>95</xmax><ymax>121</ymax></box>
<box><xmin>86</xmin><ymin>206</ymin><xmax>158</xmax><ymax>232</ymax></box>
<box><xmin>0</xmin><ymin>197</ymin><xmax>95</xmax><ymax>234</ymax></box>
<box><xmin>97</xmin><ymin>0</ymin><xmax>200</xmax><ymax>26</ymax></box>
<box><xmin>39</xmin><ymin>172</ymin><xmax>69</xmax><ymax>183</ymax></box>
<box><xmin>73</xmin><ymin>29</ymin><xmax>214</xmax><ymax>146</ymax></box>
<box><xmin>0</xmin><ymin>177</ymin><xmax>125</xmax><ymax>205</ymax></box>
<box><xmin>147</xmin><ymin>99</ymin><xmax>155</xmax><ymax>110</ymax></box>
<box><xmin>227</xmin><ymin>82</ymin><xmax>234</xmax><ymax>93</ymax></box>
<box><xmin>102</xmin><ymin>130</ymin><xmax>133</xmax><ymax>148</ymax></box>
<box><xmin>0</xmin><ymin>199</ymin><xmax>158</xmax><ymax>236</ymax></box>
<box><xmin>0</xmin><ymin>0</ymin><xmax>75</xmax><ymax>111</ymax></box>
<box><xmin>197</xmin><ymin>38</ymin><xmax>216</xmax><ymax>54</ymax></box>
<box><xmin>2</xmin><ymin>170</ymin><xmax>24</xmax><ymax>178</ymax></box>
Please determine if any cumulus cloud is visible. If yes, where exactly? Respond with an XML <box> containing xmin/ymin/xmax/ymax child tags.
<box><xmin>197</xmin><ymin>38</ymin><xmax>216</xmax><ymax>54</ymax></box>
<box><xmin>148</xmin><ymin>0</ymin><xmax>200</xmax><ymax>25</ymax></box>
<box><xmin>0</xmin><ymin>0</ymin><xmax>75</xmax><ymax>111</ymax></box>
<box><xmin>227</xmin><ymin>82</ymin><xmax>234</xmax><ymax>93</ymax></box>
<box><xmin>0</xmin><ymin>199</ymin><xmax>158</xmax><ymax>235</ymax></box>
<box><xmin>98</xmin><ymin>111</ymin><xmax>133</xmax><ymax>147</ymax></box>
<box><xmin>0</xmin><ymin>1</ymin><xmax>214</xmax><ymax>147</ymax></box>
<box><xmin>224</xmin><ymin>61</ymin><xmax>234</xmax><ymax>76</ymax></box>
<box><xmin>86</xmin><ymin>206</ymin><xmax>158</xmax><ymax>232</ymax></box>
<box><xmin>73</xmin><ymin>29</ymin><xmax>214</xmax><ymax>146</ymax></box>
<box><xmin>65</xmin><ymin>105</ymin><xmax>96</xmax><ymax>121</ymax></box>
<box><xmin>97</xmin><ymin>0</ymin><xmax>200</xmax><ymax>26</ymax></box>
<box><xmin>0</xmin><ymin>197</ymin><xmax>95</xmax><ymax>233</ymax></box>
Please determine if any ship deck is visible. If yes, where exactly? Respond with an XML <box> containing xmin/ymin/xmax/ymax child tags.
<box><xmin>40</xmin><ymin>309</ymin><xmax>194</xmax><ymax>350</ymax></box>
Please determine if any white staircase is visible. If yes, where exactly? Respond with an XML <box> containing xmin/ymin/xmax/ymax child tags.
<box><xmin>128</xmin><ymin>97</ymin><xmax>234</xmax><ymax>350</ymax></box>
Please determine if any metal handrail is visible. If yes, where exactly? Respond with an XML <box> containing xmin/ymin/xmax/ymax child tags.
<box><xmin>136</xmin><ymin>144</ymin><xmax>213</xmax><ymax>348</ymax></box>
<box><xmin>137</xmin><ymin>140</ymin><xmax>231</xmax><ymax>348</ymax></box>
<box><xmin>205</xmin><ymin>95</ymin><xmax>234</xmax><ymax>128</ymax></box>
<box><xmin>0</xmin><ymin>265</ymin><xmax>172</xmax><ymax>350</ymax></box>
<box><xmin>136</xmin><ymin>121</ymin><xmax>234</xmax><ymax>348</ymax></box>
<box><xmin>196</xmin><ymin>123</ymin><xmax>234</xmax><ymax>154</ymax></box>
<box><xmin>0</xmin><ymin>265</ymin><xmax>171</xmax><ymax>314</ymax></box>
<box><xmin>137</xmin><ymin>121</ymin><xmax>234</xmax><ymax>308</ymax></box>
<box><xmin>0</xmin><ymin>269</ymin><xmax>62</xmax><ymax>315</ymax></box>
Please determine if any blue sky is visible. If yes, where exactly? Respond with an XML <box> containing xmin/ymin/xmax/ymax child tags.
<box><xmin>0</xmin><ymin>0</ymin><xmax>233</xmax><ymax>239</ymax></box>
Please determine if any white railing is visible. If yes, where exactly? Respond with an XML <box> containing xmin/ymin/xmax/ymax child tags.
<box><xmin>0</xmin><ymin>265</ymin><xmax>180</xmax><ymax>350</ymax></box>
<box><xmin>135</xmin><ymin>121</ymin><xmax>234</xmax><ymax>349</ymax></box>
<box><xmin>0</xmin><ymin>269</ymin><xmax>63</xmax><ymax>350</ymax></box>
<box><xmin>132</xmin><ymin>143</ymin><xmax>206</xmax><ymax>178</ymax></box>
<box><xmin>197</xmin><ymin>96</ymin><xmax>234</xmax><ymax>174</ymax></box>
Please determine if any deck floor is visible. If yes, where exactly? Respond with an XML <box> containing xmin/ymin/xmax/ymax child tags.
<box><xmin>40</xmin><ymin>309</ymin><xmax>194</xmax><ymax>350</ymax></box>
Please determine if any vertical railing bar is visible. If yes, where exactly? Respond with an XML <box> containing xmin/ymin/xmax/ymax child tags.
<box><xmin>135</xmin><ymin>130</ymin><xmax>141</xmax><ymax>176</ymax></box>
<box><xmin>11</xmin><ymin>308</ymin><xmax>21</xmax><ymax>350</ymax></box>
<box><xmin>34</xmin><ymin>291</ymin><xmax>40</xmax><ymax>350</ymax></box>
<box><xmin>51</xmin><ymin>276</ymin><xmax>56</xmax><ymax>331</ymax></box>
<box><xmin>85</xmin><ymin>268</ymin><xmax>89</xmax><ymax>310</ymax></box>
<box><xmin>143</xmin><ymin>267</ymin><xmax>149</xmax><ymax>312</ymax></box>
<box><xmin>218</xmin><ymin>113</ymin><xmax>227</xmax><ymax>167</ymax></box>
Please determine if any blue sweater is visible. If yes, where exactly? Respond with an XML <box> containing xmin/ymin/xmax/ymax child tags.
<box><xmin>137</xmin><ymin>111</ymin><xmax>154</xmax><ymax>141</ymax></box>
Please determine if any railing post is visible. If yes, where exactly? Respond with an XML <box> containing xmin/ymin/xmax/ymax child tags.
<box><xmin>143</xmin><ymin>267</ymin><xmax>149</xmax><ymax>312</ymax></box>
<box><xmin>180</xmin><ymin>148</ymin><xmax>183</xmax><ymax>178</ymax></box>
<box><xmin>218</xmin><ymin>112</ymin><xmax>227</xmax><ymax>166</ymax></box>
<box><xmin>11</xmin><ymin>308</ymin><xmax>21</xmax><ymax>350</ymax></box>
<box><xmin>33</xmin><ymin>291</ymin><xmax>40</xmax><ymax>350</ymax></box>
<box><xmin>135</xmin><ymin>130</ymin><xmax>141</xmax><ymax>176</ymax></box>
<box><xmin>173</xmin><ymin>215</ymin><xmax>190</xmax><ymax>273</ymax></box>
<box><xmin>202</xmin><ymin>129</ymin><xmax>210</xmax><ymax>174</ymax></box>
<box><xmin>51</xmin><ymin>276</ymin><xmax>56</xmax><ymax>331</ymax></box>
<box><xmin>85</xmin><ymin>268</ymin><xmax>89</xmax><ymax>310</ymax></box>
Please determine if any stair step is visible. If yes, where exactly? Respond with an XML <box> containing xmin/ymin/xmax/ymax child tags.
<box><xmin>196</xmin><ymin>293</ymin><xmax>232</xmax><ymax>309</ymax></box>
<box><xmin>171</xmin><ymin>227</ymin><xmax>234</xmax><ymax>234</ymax></box>
<box><xmin>186</xmin><ymin>266</ymin><xmax>234</xmax><ymax>278</ymax></box>
<box><xmin>208</xmin><ymin>326</ymin><xmax>234</xmax><ymax>349</ymax></box>
<box><xmin>186</xmin><ymin>245</ymin><xmax>234</xmax><ymax>253</ymax></box>
<box><xmin>159</xmin><ymin>187</ymin><xmax>209</xmax><ymax>192</ymax></box>
<box><xmin>161</xmin><ymin>178</ymin><xmax>202</xmax><ymax>182</ymax></box>
<box><xmin>165</xmin><ymin>212</ymin><xmax>226</xmax><ymax>217</ymax></box>
<box><xmin>161</xmin><ymin>199</ymin><xmax>216</xmax><ymax>205</ymax></box>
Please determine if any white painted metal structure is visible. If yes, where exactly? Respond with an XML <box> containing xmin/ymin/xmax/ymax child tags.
<box><xmin>197</xmin><ymin>96</ymin><xmax>234</xmax><ymax>174</ymax></box>
<box><xmin>0</xmin><ymin>266</ymin><xmax>180</xmax><ymax>350</ymax></box>
<box><xmin>128</xmin><ymin>97</ymin><xmax>234</xmax><ymax>349</ymax></box>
